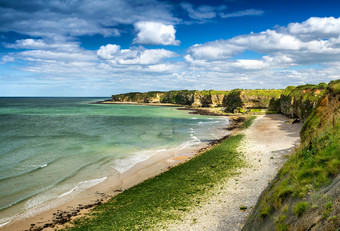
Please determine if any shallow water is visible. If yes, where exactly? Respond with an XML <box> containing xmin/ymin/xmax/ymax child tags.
<box><xmin>0</xmin><ymin>97</ymin><xmax>228</xmax><ymax>224</ymax></box>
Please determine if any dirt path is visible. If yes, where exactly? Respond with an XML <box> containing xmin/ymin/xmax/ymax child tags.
<box><xmin>164</xmin><ymin>114</ymin><xmax>302</xmax><ymax>231</ymax></box>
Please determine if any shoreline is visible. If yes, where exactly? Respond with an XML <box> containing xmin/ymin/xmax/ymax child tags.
<box><xmin>0</xmin><ymin>105</ymin><xmax>243</xmax><ymax>231</ymax></box>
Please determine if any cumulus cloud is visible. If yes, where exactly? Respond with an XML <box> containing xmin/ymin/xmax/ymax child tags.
<box><xmin>97</xmin><ymin>44</ymin><xmax>177</xmax><ymax>65</ymax></box>
<box><xmin>186</xmin><ymin>41</ymin><xmax>244</xmax><ymax>60</ymax></box>
<box><xmin>287</xmin><ymin>17</ymin><xmax>340</xmax><ymax>40</ymax></box>
<box><xmin>133</xmin><ymin>21</ymin><xmax>180</xmax><ymax>45</ymax></box>
<box><xmin>186</xmin><ymin>17</ymin><xmax>340</xmax><ymax>67</ymax></box>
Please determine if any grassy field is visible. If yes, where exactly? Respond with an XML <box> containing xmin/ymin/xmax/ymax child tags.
<box><xmin>62</xmin><ymin>118</ymin><xmax>254</xmax><ymax>230</ymax></box>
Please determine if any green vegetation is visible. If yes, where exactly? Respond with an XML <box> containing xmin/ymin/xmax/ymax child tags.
<box><xmin>275</xmin><ymin>213</ymin><xmax>287</xmax><ymax>231</ymax></box>
<box><xmin>240</xmin><ymin>206</ymin><xmax>248</xmax><ymax>210</ymax></box>
<box><xmin>249</xmin><ymin>109</ymin><xmax>263</xmax><ymax>113</ymax></box>
<box><xmin>293</xmin><ymin>201</ymin><xmax>309</xmax><ymax>217</ymax></box>
<box><xmin>63</xmin><ymin>118</ymin><xmax>255</xmax><ymax>231</ymax></box>
<box><xmin>200</xmin><ymin>90</ymin><xmax>230</xmax><ymax>96</ymax></box>
<box><xmin>243</xmin><ymin>89</ymin><xmax>282</xmax><ymax>98</ymax></box>
<box><xmin>323</xmin><ymin>201</ymin><xmax>333</xmax><ymax>218</ymax></box>
<box><xmin>241</xmin><ymin>116</ymin><xmax>256</xmax><ymax>129</ymax></box>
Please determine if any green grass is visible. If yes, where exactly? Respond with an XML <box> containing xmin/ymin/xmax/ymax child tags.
<box><xmin>241</xmin><ymin>116</ymin><xmax>256</xmax><ymax>129</ymax></box>
<box><xmin>243</xmin><ymin>89</ymin><xmax>282</xmax><ymax>98</ymax></box>
<box><xmin>293</xmin><ymin>201</ymin><xmax>309</xmax><ymax>217</ymax></box>
<box><xmin>63</xmin><ymin>118</ymin><xmax>256</xmax><ymax>230</ymax></box>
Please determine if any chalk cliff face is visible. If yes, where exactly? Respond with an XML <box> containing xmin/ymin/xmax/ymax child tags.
<box><xmin>243</xmin><ymin>80</ymin><xmax>340</xmax><ymax>231</ymax></box>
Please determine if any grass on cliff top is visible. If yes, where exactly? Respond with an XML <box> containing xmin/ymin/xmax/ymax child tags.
<box><xmin>243</xmin><ymin>89</ymin><xmax>282</xmax><ymax>98</ymax></box>
<box><xmin>63</xmin><ymin>118</ymin><xmax>255</xmax><ymax>231</ymax></box>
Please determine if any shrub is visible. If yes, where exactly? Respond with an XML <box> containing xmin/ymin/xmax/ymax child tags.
<box><xmin>293</xmin><ymin>201</ymin><xmax>309</xmax><ymax>217</ymax></box>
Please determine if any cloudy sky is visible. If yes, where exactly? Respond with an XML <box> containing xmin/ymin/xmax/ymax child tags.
<box><xmin>1</xmin><ymin>0</ymin><xmax>340</xmax><ymax>96</ymax></box>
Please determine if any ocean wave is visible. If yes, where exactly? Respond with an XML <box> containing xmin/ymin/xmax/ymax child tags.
<box><xmin>198</xmin><ymin>120</ymin><xmax>220</xmax><ymax>125</ymax></box>
<box><xmin>113</xmin><ymin>149</ymin><xmax>167</xmax><ymax>174</ymax></box>
<box><xmin>25</xmin><ymin>176</ymin><xmax>107</xmax><ymax>209</ymax></box>
<box><xmin>0</xmin><ymin>157</ymin><xmax>108</xmax><ymax>211</ymax></box>
<box><xmin>57</xmin><ymin>186</ymin><xmax>78</xmax><ymax>198</ymax></box>
<box><xmin>0</xmin><ymin>219</ymin><xmax>11</xmax><ymax>228</ymax></box>
<box><xmin>0</xmin><ymin>158</ymin><xmax>58</xmax><ymax>183</ymax></box>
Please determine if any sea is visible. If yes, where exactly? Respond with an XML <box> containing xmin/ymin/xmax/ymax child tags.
<box><xmin>0</xmin><ymin>97</ymin><xmax>229</xmax><ymax>226</ymax></box>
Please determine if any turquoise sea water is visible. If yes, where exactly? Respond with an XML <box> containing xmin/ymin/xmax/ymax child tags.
<box><xmin>0</xmin><ymin>97</ymin><xmax>228</xmax><ymax>224</ymax></box>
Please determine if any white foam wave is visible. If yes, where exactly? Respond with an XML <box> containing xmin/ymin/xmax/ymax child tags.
<box><xmin>58</xmin><ymin>186</ymin><xmax>78</xmax><ymax>198</ymax></box>
<box><xmin>39</xmin><ymin>163</ymin><xmax>48</xmax><ymax>168</ymax></box>
<box><xmin>113</xmin><ymin>152</ymin><xmax>150</xmax><ymax>174</ymax></box>
<box><xmin>0</xmin><ymin>220</ymin><xmax>11</xmax><ymax>228</ymax></box>
<box><xmin>24</xmin><ymin>177</ymin><xmax>107</xmax><ymax>210</ymax></box>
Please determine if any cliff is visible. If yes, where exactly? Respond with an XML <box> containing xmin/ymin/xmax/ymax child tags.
<box><xmin>222</xmin><ymin>89</ymin><xmax>282</xmax><ymax>113</ymax></box>
<box><xmin>279</xmin><ymin>83</ymin><xmax>328</xmax><ymax>121</ymax></box>
<box><xmin>242</xmin><ymin>80</ymin><xmax>340</xmax><ymax>231</ymax></box>
<box><xmin>112</xmin><ymin>90</ymin><xmax>229</xmax><ymax>107</ymax></box>
<box><xmin>111</xmin><ymin>89</ymin><xmax>282</xmax><ymax>112</ymax></box>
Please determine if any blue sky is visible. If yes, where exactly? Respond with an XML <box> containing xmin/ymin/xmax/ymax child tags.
<box><xmin>1</xmin><ymin>0</ymin><xmax>340</xmax><ymax>96</ymax></box>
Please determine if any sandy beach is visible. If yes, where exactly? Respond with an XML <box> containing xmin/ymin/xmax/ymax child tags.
<box><xmin>164</xmin><ymin>114</ymin><xmax>302</xmax><ymax>230</ymax></box>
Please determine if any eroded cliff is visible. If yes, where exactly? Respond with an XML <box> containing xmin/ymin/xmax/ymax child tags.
<box><xmin>243</xmin><ymin>80</ymin><xmax>340</xmax><ymax>231</ymax></box>
<box><xmin>111</xmin><ymin>89</ymin><xmax>282</xmax><ymax>112</ymax></box>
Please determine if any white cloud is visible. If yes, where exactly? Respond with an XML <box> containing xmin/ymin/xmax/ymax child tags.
<box><xmin>17</xmin><ymin>50</ymin><xmax>97</xmax><ymax>62</ymax></box>
<box><xmin>1</xmin><ymin>55</ymin><xmax>15</xmax><ymax>64</ymax></box>
<box><xmin>231</xmin><ymin>59</ymin><xmax>269</xmax><ymax>70</ymax></box>
<box><xmin>186</xmin><ymin>17</ymin><xmax>340</xmax><ymax>66</ymax></box>
<box><xmin>4</xmin><ymin>39</ymin><xmax>80</xmax><ymax>52</ymax></box>
<box><xmin>232</xmin><ymin>30</ymin><xmax>303</xmax><ymax>52</ymax></box>
<box><xmin>97</xmin><ymin>44</ymin><xmax>177</xmax><ymax>65</ymax></box>
<box><xmin>2</xmin><ymin>15</ymin><xmax>340</xmax><ymax>95</ymax></box>
<box><xmin>0</xmin><ymin>0</ymin><xmax>178</xmax><ymax>40</ymax></box>
<box><xmin>133</xmin><ymin>21</ymin><xmax>180</xmax><ymax>45</ymax></box>
<box><xmin>97</xmin><ymin>44</ymin><xmax>121</xmax><ymax>60</ymax></box>
<box><xmin>220</xmin><ymin>9</ymin><xmax>264</xmax><ymax>18</ymax></box>
<box><xmin>287</xmin><ymin>17</ymin><xmax>340</xmax><ymax>40</ymax></box>
<box><xmin>186</xmin><ymin>41</ymin><xmax>244</xmax><ymax>60</ymax></box>
<box><xmin>181</xmin><ymin>2</ymin><xmax>226</xmax><ymax>20</ymax></box>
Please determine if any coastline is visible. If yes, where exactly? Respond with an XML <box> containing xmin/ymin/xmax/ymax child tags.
<box><xmin>0</xmin><ymin>106</ymin><xmax>242</xmax><ymax>231</ymax></box>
